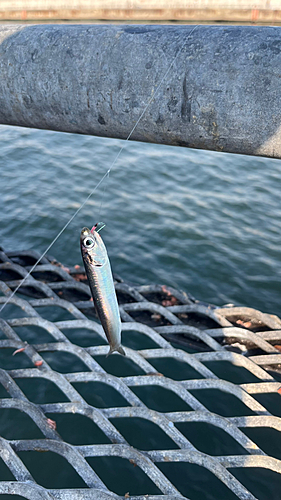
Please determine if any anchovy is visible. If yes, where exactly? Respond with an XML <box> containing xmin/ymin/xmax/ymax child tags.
<box><xmin>80</xmin><ymin>225</ymin><xmax>125</xmax><ymax>356</ymax></box>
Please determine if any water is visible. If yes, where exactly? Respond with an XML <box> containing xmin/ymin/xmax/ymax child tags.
<box><xmin>1</xmin><ymin>124</ymin><xmax>281</xmax><ymax>315</ymax></box>
<box><xmin>0</xmin><ymin>23</ymin><xmax>281</xmax><ymax>500</ymax></box>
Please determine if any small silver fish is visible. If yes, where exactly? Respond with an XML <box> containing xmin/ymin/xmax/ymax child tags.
<box><xmin>80</xmin><ymin>225</ymin><xmax>125</xmax><ymax>356</ymax></box>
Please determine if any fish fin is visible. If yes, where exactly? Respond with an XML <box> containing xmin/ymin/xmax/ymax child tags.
<box><xmin>106</xmin><ymin>345</ymin><xmax>126</xmax><ymax>357</ymax></box>
<box><xmin>117</xmin><ymin>345</ymin><xmax>126</xmax><ymax>356</ymax></box>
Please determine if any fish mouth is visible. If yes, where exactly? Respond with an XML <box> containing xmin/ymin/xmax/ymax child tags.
<box><xmin>80</xmin><ymin>227</ymin><xmax>92</xmax><ymax>242</ymax></box>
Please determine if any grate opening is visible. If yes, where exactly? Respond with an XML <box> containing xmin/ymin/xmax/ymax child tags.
<box><xmin>34</xmin><ymin>306</ymin><xmax>74</xmax><ymax>322</ymax></box>
<box><xmin>71</xmin><ymin>381</ymin><xmax>130</xmax><ymax>408</ymax></box>
<box><xmin>17</xmin><ymin>451</ymin><xmax>88</xmax><ymax>489</ymax></box>
<box><xmin>0</xmin><ymin>384</ymin><xmax>11</xmax><ymax>399</ymax></box>
<box><xmin>14</xmin><ymin>286</ymin><xmax>47</xmax><ymax>299</ymax></box>
<box><xmin>109</xmin><ymin>417</ymin><xmax>180</xmax><ymax>451</ymax></box>
<box><xmin>13</xmin><ymin>326</ymin><xmax>55</xmax><ymax>344</ymax></box>
<box><xmin>156</xmin><ymin>462</ymin><xmax>240</xmax><ymax>500</ymax></box>
<box><xmin>93</xmin><ymin>354</ymin><xmax>146</xmax><ymax>377</ymax></box>
<box><xmin>252</xmin><ymin>392</ymin><xmax>281</xmax><ymax>418</ymax></box>
<box><xmin>148</xmin><ymin>357</ymin><xmax>205</xmax><ymax>381</ymax></box>
<box><xmin>60</xmin><ymin>327</ymin><xmax>107</xmax><ymax>347</ymax></box>
<box><xmin>203</xmin><ymin>360</ymin><xmax>263</xmax><ymax>385</ymax></box>
<box><xmin>229</xmin><ymin>467</ymin><xmax>281</xmax><ymax>500</ymax></box>
<box><xmin>122</xmin><ymin>329</ymin><xmax>160</xmax><ymax>350</ymax></box>
<box><xmin>40</xmin><ymin>351</ymin><xmax>91</xmax><ymax>374</ymax></box>
<box><xmin>9</xmin><ymin>255</ymin><xmax>38</xmax><ymax>266</ymax></box>
<box><xmin>46</xmin><ymin>413</ymin><xmax>112</xmax><ymax>445</ymax></box>
<box><xmin>126</xmin><ymin>310</ymin><xmax>171</xmax><ymax>327</ymax></box>
<box><xmin>169</xmin><ymin>338</ymin><xmax>210</xmax><ymax>354</ymax></box>
<box><xmin>0</xmin><ymin>458</ymin><xmax>15</xmax><ymax>482</ymax></box>
<box><xmin>189</xmin><ymin>389</ymin><xmax>256</xmax><ymax>417</ymax></box>
<box><xmin>175</xmin><ymin>422</ymin><xmax>249</xmax><ymax>456</ymax></box>
<box><xmin>30</xmin><ymin>271</ymin><xmax>64</xmax><ymax>282</ymax></box>
<box><xmin>86</xmin><ymin>456</ymin><xmax>162</xmax><ymax>496</ymax></box>
<box><xmin>178</xmin><ymin>312</ymin><xmax>220</xmax><ymax>330</ymax></box>
<box><xmin>0</xmin><ymin>495</ymin><xmax>26</xmax><ymax>500</ymax></box>
<box><xmin>115</xmin><ymin>290</ymin><xmax>137</xmax><ymax>304</ymax></box>
<box><xmin>0</xmin><ymin>269</ymin><xmax>23</xmax><ymax>281</ymax></box>
<box><xmin>0</xmin><ymin>408</ymin><xmax>45</xmax><ymax>440</ymax></box>
<box><xmin>140</xmin><ymin>290</ymin><xmax>180</xmax><ymax>306</ymax></box>
<box><xmin>15</xmin><ymin>378</ymin><xmax>70</xmax><ymax>404</ymax></box>
<box><xmin>266</xmin><ymin>369</ymin><xmax>281</xmax><ymax>382</ymax></box>
<box><xmin>54</xmin><ymin>287</ymin><xmax>90</xmax><ymax>302</ymax></box>
<box><xmin>240</xmin><ymin>426</ymin><xmax>281</xmax><ymax>461</ymax></box>
<box><xmin>131</xmin><ymin>385</ymin><xmax>193</xmax><ymax>412</ymax></box>
<box><xmin>0</xmin><ymin>304</ymin><xmax>27</xmax><ymax>320</ymax></box>
<box><xmin>0</xmin><ymin>349</ymin><xmax>33</xmax><ymax>370</ymax></box>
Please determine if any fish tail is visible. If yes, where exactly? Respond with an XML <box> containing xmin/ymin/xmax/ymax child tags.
<box><xmin>106</xmin><ymin>345</ymin><xmax>126</xmax><ymax>357</ymax></box>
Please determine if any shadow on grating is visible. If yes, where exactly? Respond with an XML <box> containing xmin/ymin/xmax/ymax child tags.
<box><xmin>175</xmin><ymin>422</ymin><xmax>249</xmax><ymax>456</ymax></box>
<box><xmin>87</xmin><ymin>456</ymin><xmax>162</xmax><ymax>496</ymax></box>
<box><xmin>203</xmin><ymin>360</ymin><xmax>263</xmax><ymax>384</ymax></box>
<box><xmin>110</xmin><ymin>417</ymin><xmax>180</xmax><ymax>451</ymax></box>
<box><xmin>46</xmin><ymin>413</ymin><xmax>112</xmax><ymax>445</ymax></box>
<box><xmin>156</xmin><ymin>462</ymin><xmax>239</xmax><ymax>500</ymax></box>
<box><xmin>189</xmin><ymin>389</ymin><xmax>256</xmax><ymax>417</ymax></box>
<box><xmin>230</xmin><ymin>467</ymin><xmax>281</xmax><ymax>500</ymax></box>
<box><xmin>0</xmin><ymin>409</ymin><xmax>44</xmax><ymax>440</ymax></box>
<box><xmin>131</xmin><ymin>385</ymin><xmax>193</xmax><ymax>412</ymax></box>
<box><xmin>18</xmin><ymin>451</ymin><xmax>88</xmax><ymax>489</ymax></box>
<box><xmin>15</xmin><ymin>378</ymin><xmax>70</xmax><ymax>404</ymax></box>
<box><xmin>72</xmin><ymin>381</ymin><xmax>129</xmax><ymax>408</ymax></box>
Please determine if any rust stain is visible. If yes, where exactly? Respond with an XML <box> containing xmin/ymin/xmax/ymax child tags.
<box><xmin>251</xmin><ymin>8</ymin><xmax>260</xmax><ymax>21</ymax></box>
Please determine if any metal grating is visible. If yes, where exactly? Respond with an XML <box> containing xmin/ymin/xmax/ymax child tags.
<box><xmin>0</xmin><ymin>248</ymin><xmax>281</xmax><ymax>499</ymax></box>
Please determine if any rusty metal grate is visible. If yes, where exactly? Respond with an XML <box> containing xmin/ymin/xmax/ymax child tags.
<box><xmin>1</xmin><ymin>248</ymin><xmax>281</xmax><ymax>499</ymax></box>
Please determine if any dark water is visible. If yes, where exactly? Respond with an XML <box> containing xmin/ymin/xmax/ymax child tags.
<box><xmin>1</xmin><ymin>124</ymin><xmax>281</xmax><ymax>314</ymax></box>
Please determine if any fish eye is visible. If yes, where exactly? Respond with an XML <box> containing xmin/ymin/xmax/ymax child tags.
<box><xmin>83</xmin><ymin>237</ymin><xmax>95</xmax><ymax>248</ymax></box>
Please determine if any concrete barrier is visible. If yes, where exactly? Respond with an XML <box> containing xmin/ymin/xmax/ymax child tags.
<box><xmin>0</xmin><ymin>0</ymin><xmax>280</xmax><ymax>22</ymax></box>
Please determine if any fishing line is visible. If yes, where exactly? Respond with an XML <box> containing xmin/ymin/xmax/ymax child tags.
<box><xmin>0</xmin><ymin>24</ymin><xmax>198</xmax><ymax>314</ymax></box>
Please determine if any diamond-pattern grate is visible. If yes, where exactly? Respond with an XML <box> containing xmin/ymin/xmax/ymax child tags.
<box><xmin>0</xmin><ymin>248</ymin><xmax>281</xmax><ymax>499</ymax></box>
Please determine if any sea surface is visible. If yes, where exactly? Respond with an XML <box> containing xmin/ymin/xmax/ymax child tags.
<box><xmin>0</xmin><ymin>124</ymin><xmax>281</xmax><ymax>315</ymax></box>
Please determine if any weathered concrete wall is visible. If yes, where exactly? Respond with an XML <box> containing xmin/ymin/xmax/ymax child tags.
<box><xmin>0</xmin><ymin>1</ymin><xmax>280</xmax><ymax>21</ymax></box>
<box><xmin>0</xmin><ymin>24</ymin><xmax>281</xmax><ymax>158</ymax></box>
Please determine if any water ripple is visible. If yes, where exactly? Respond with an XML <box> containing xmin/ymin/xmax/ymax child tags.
<box><xmin>1</xmin><ymin>125</ymin><xmax>281</xmax><ymax>314</ymax></box>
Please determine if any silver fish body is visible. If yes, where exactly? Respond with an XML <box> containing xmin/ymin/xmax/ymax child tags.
<box><xmin>80</xmin><ymin>226</ymin><xmax>125</xmax><ymax>356</ymax></box>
